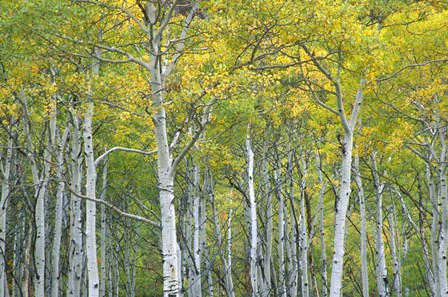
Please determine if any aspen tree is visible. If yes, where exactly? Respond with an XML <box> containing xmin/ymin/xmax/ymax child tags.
<box><xmin>0</xmin><ymin>123</ymin><xmax>13</xmax><ymax>297</ymax></box>
<box><xmin>20</xmin><ymin>88</ymin><xmax>57</xmax><ymax>297</ymax></box>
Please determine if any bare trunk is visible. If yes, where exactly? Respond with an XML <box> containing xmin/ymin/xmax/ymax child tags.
<box><xmin>246</xmin><ymin>128</ymin><xmax>258</xmax><ymax>297</ymax></box>
<box><xmin>100</xmin><ymin>161</ymin><xmax>108</xmax><ymax>297</ymax></box>
<box><xmin>0</xmin><ymin>129</ymin><xmax>13</xmax><ymax>297</ymax></box>
<box><xmin>353</xmin><ymin>155</ymin><xmax>369</xmax><ymax>297</ymax></box>
<box><xmin>67</xmin><ymin>113</ymin><xmax>84</xmax><ymax>297</ymax></box>
<box><xmin>387</xmin><ymin>203</ymin><xmax>402</xmax><ymax>297</ymax></box>
<box><xmin>316</xmin><ymin>154</ymin><xmax>328</xmax><ymax>297</ymax></box>
<box><xmin>329</xmin><ymin>78</ymin><xmax>363</xmax><ymax>297</ymax></box>
<box><xmin>275</xmin><ymin>155</ymin><xmax>287</xmax><ymax>297</ymax></box>
<box><xmin>371</xmin><ymin>153</ymin><xmax>389</xmax><ymax>297</ymax></box>
<box><xmin>84</xmin><ymin>48</ymin><xmax>101</xmax><ymax>296</ymax></box>
<box><xmin>51</xmin><ymin>127</ymin><xmax>69</xmax><ymax>297</ymax></box>
<box><xmin>298</xmin><ymin>147</ymin><xmax>309</xmax><ymax>297</ymax></box>
<box><xmin>20</xmin><ymin>89</ymin><xmax>56</xmax><ymax>297</ymax></box>
<box><xmin>261</xmin><ymin>126</ymin><xmax>272</xmax><ymax>297</ymax></box>
<box><xmin>209</xmin><ymin>175</ymin><xmax>235</xmax><ymax>297</ymax></box>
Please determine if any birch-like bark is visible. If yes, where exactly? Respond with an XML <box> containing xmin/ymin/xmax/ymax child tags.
<box><xmin>371</xmin><ymin>153</ymin><xmax>389</xmax><ymax>297</ymax></box>
<box><xmin>209</xmin><ymin>177</ymin><xmax>235</xmax><ymax>297</ymax></box>
<box><xmin>353</xmin><ymin>155</ymin><xmax>369</xmax><ymax>297</ymax></box>
<box><xmin>51</xmin><ymin>127</ymin><xmax>69</xmax><ymax>297</ymax></box>
<box><xmin>261</xmin><ymin>126</ymin><xmax>272</xmax><ymax>297</ymax></box>
<box><xmin>298</xmin><ymin>147</ymin><xmax>309</xmax><ymax>297</ymax></box>
<box><xmin>20</xmin><ymin>89</ymin><xmax>56</xmax><ymax>297</ymax></box>
<box><xmin>0</xmin><ymin>127</ymin><xmax>13</xmax><ymax>297</ymax></box>
<box><xmin>428</xmin><ymin>162</ymin><xmax>441</xmax><ymax>297</ymax></box>
<box><xmin>67</xmin><ymin>112</ymin><xmax>84</xmax><ymax>297</ymax></box>
<box><xmin>246</xmin><ymin>128</ymin><xmax>258</xmax><ymax>297</ymax></box>
<box><xmin>434</xmin><ymin>119</ymin><xmax>448</xmax><ymax>297</ymax></box>
<box><xmin>286</xmin><ymin>148</ymin><xmax>298</xmax><ymax>297</ymax></box>
<box><xmin>387</xmin><ymin>203</ymin><xmax>402</xmax><ymax>297</ymax></box>
<box><xmin>191</xmin><ymin>164</ymin><xmax>202</xmax><ymax>297</ymax></box>
<box><xmin>100</xmin><ymin>160</ymin><xmax>108</xmax><ymax>297</ymax></box>
<box><xmin>146</xmin><ymin>3</ymin><xmax>179</xmax><ymax>292</ymax></box>
<box><xmin>328</xmin><ymin>78</ymin><xmax>364</xmax><ymax>297</ymax></box>
<box><xmin>185</xmin><ymin>162</ymin><xmax>202</xmax><ymax>297</ymax></box>
<box><xmin>316</xmin><ymin>154</ymin><xmax>328</xmax><ymax>297</ymax></box>
<box><xmin>83</xmin><ymin>47</ymin><xmax>101</xmax><ymax>297</ymax></box>
<box><xmin>274</xmin><ymin>154</ymin><xmax>286</xmax><ymax>297</ymax></box>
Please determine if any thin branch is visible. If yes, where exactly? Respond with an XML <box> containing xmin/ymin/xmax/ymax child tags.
<box><xmin>155</xmin><ymin>0</ymin><xmax>180</xmax><ymax>42</ymax></box>
<box><xmin>68</xmin><ymin>187</ymin><xmax>161</xmax><ymax>228</ymax></box>
<box><xmin>95</xmin><ymin>147</ymin><xmax>156</xmax><ymax>167</ymax></box>
<box><xmin>377</xmin><ymin>58</ymin><xmax>448</xmax><ymax>82</ymax></box>
<box><xmin>75</xmin><ymin>0</ymin><xmax>149</xmax><ymax>33</ymax></box>
<box><xmin>301</xmin><ymin>44</ymin><xmax>335</xmax><ymax>82</ymax></box>
<box><xmin>54</xmin><ymin>33</ymin><xmax>151</xmax><ymax>70</ymax></box>
<box><xmin>169</xmin><ymin>96</ymin><xmax>217</xmax><ymax>177</ymax></box>
<box><xmin>310</xmin><ymin>89</ymin><xmax>339</xmax><ymax>116</ymax></box>
<box><xmin>163</xmin><ymin>0</ymin><xmax>199</xmax><ymax>79</ymax></box>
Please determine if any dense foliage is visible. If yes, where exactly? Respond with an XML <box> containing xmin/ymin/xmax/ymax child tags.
<box><xmin>0</xmin><ymin>0</ymin><xmax>447</xmax><ymax>296</ymax></box>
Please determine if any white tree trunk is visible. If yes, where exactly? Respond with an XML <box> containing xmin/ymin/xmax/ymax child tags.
<box><xmin>209</xmin><ymin>179</ymin><xmax>235</xmax><ymax>297</ymax></box>
<box><xmin>436</xmin><ymin>123</ymin><xmax>448</xmax><ymax>297</ymax></box>
<box><xmin>261</xmin><ymin>127</ymin><xmax>272</xmax><ymax>297</ymax></box>
<box><xmin>246</xmin><ymin>128</ymin><xmax>258</xmax><ymax>297</ymax></box>
<box><xmin>275</xmin><ymin>156</ymin><xmax>286</xmax><ymax>297</ymax></box>
<box><xmin>371</xmin><ymin>153</ymin><xmax>389</xmax><ymax>297</ymax></box>
<box><xmin>51</xmin><ymin>127</ymin><xmax>69</xmax><ymax>297</ymax></box>
<box><xmin>298</xmin><ymin>147</ymin><xmax>309</xmax><ymax>297</ymax></box>
<box><xmin>0</xmin><ymin>128</ymin><xmax>13</xmax><ymax>297</ymax></box>
<box><xmin>316</xmin><ymin>154</ymin><xmax>328</xmax><ymax>297</ymax></box>
<box><xmin>83</xmin><ymin>47</ymin><xmax>101</xmax><ymax>297</ymax></box>
<box><xmin>353</xmin><ymin>155</ymin><xmax>369</xmax><ymax>297</ymax></box>
<box><xmin>100</xmin><ymin>161</ymin><xmax>108</xmax><ymax>297</ymax></box>
<box><xmin>388</xmin><ymin>203</ymin><xmax>402</xmax><ymax>297</ymax></box>
<box><xmin>20</xmin><ymin>89</ymin><xmax>56</xmax><ymax>297</ymax></box>
<box><xmin>67</xmin><ymin>113</ymin><xmax>84</xmax><ymax>297</ymax></box>
<box><xmin>329</xmin><ymin>78</ymin><xmax>364</xmax><ymax>297</ymax></box>
<box><xmin>151</xmin><ymin>66</ymin><xmax>180</xmax><ymax>296</ymax></box>
<box><xmin>286</xmin><ymin>148</ymin><xmax>298</xmax><ymax>297</ymax></box>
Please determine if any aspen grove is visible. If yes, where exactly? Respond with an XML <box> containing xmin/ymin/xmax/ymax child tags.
<box><xmin>1</xmin><ymin>0</ymin><xmax>448</xmax><ymax>296</ymax></box>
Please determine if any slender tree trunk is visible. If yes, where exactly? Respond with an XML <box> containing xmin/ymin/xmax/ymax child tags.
<box><xmin>23</xmin><ymin>218</ymin><xmax>33</xmax><ymax>297</ymax></box>
<box><xmin>435</xmin><ymin>123</ymin><xmax>448</xmax><ymax>297</ymax></box>
<box><xmin>316</xmin><ymin>154</ymin><xmax>328</xmax><ymax>297</ymax></box>
<box><xmin>209</xmin><ymin>176</ymin><xmax>235</xmax><ymax>297</ymax></box>
<box><xmin>371</xmin><ymin>153</ymin><xmax>390</xmax><ymax>297</ymax></box>
<box><xmin>84</xmin><ymin>49</ymin><xmax>101</xmax><ymax>296</ymax></box>
<box><xmin>0</xmin><ymin>128</ymin><xmax>13</xmax><ymax>297</ymax></box>
<box><xmin>329</xmin><ymin>78</ymin><xmax>364</xmax><ymax>297</ymax></box>
<box><xmin>388</xmin><ymin>202</ymin><xmax>402</xmax><ymax>297</ymax></box>
<box><xmin>261</xmin><ymin>126</ymin><xmax>272</xmax><ymax>297</ymax></box>
<box><xmin>67</xmin><ymin>112</ymin><xmax>84</xmax><ymax>297</ymax></box>
<box><xmin>285</xmin><ymin>147</ymin><xmax>298</xmax><ymax>297</ymax></box>
<box><xmin>100</xmin><ymin>161</ymin><xmax>108</xmax><ymax>297</ymax></box>
<box><xmin>274</xmin><ymin>154</ymin><xmax>287</xmax><ymax>297</ymax></box>
<box><xmin>246</xmin><ymin>127</ymin><xmax>258</xmax><ymax>297</ymax></box>
<box><xmin>353</xmin><ymin>155</ymin><xmax>369</xmax><ymax>297</ymax></box>
<box><xmin>329</xmin><ymin>129</ymin><xmax>354</xmax><ymax>297</ymax></box>
<box><xmin>51</xmin><ymin>127</ymin><xmax>69</xmax><ymax>297</ymax></box>
<box><xmin>20</xmin><ymin>88</ymin><xmax>56</xmax><ymax>297</ymax></box>
<box><xmin>190</xmin><ymin>164</ymin><xmax>202</xmax><ymax>297</ymax></box>
<box><xmin>298</xmin><ymin>147</ymin><xmax>309</xmax><ymax>297</ymax></box>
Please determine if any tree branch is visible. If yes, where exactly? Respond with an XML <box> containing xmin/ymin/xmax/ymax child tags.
<box><xmin>169</xmin><ymin>96</ymin><xmax>217</xmax><ymax>177</ymax></box>
<box><xmin>377</xmin><ymin>58</ymin><xmax>448</xmax><ymax>82</ymax></box>
<box><xmin>68</xmin><ymin>187</ymin><xmax>161</xmax><ymax>228</ymax></box>
<box><xmin>95</xmin><ymin>147</ymin><xmax>157</xmax><ymax>167</ymax></box>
